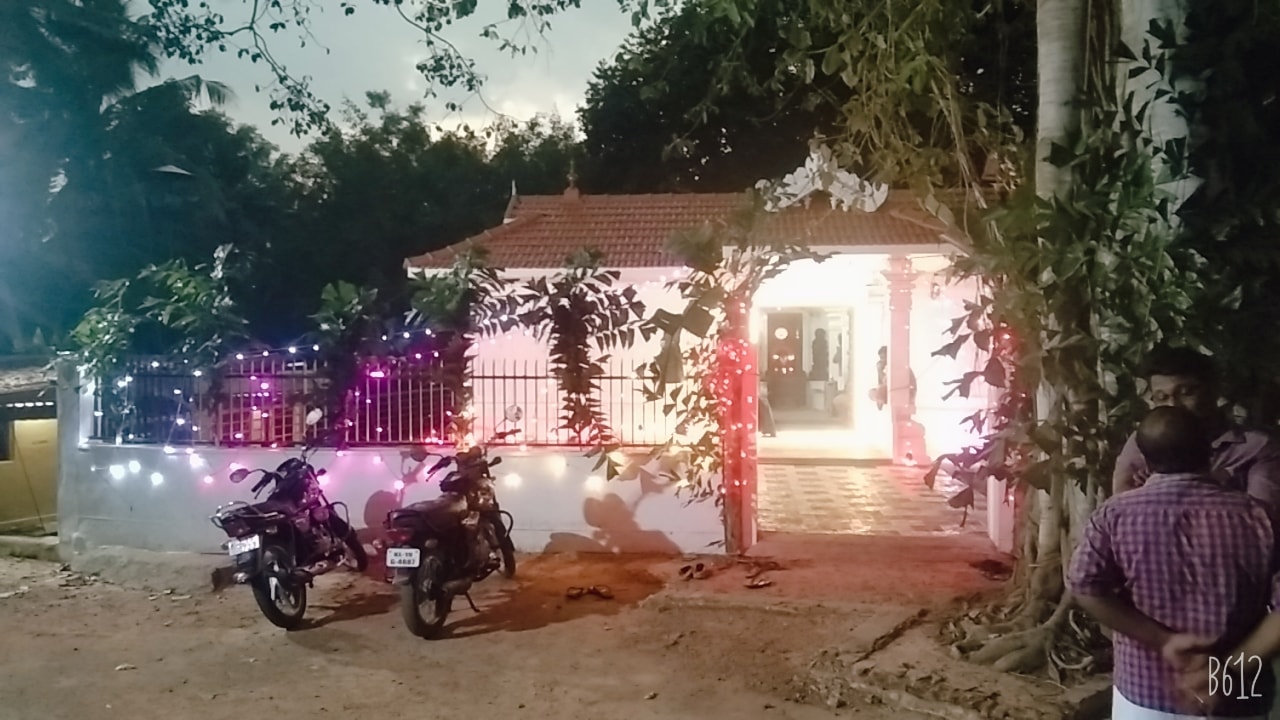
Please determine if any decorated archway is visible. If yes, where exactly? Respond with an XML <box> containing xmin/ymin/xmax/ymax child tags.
<box><xmin>713</xmin><ymin>146</ymin><xmax>892</xmax><ymax>552</ymax></box>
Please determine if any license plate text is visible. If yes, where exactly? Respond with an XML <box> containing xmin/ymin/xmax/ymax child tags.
<box><xmin>385</xmin><ymin>547</ymin><xmax>421</xmax><ymax>568</ymax></box>
<box><xmin>227</xmin><ymin>535</ymin><xmax>261</xmax><ymax>556</ymax></box>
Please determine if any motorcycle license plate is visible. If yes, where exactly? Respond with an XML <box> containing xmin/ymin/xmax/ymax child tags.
<box><xmin>385</xmin><ymin>547</ymin><xmax>420</xmax><ymax>568</ymax></box>
<box><xmin>227</xmin><ymin>535</ymin><xmax>261</xmax><ymax>556</ymax></box>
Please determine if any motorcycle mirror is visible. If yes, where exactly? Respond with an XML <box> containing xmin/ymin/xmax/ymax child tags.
<box><xmin>316</xmin><ymin>468</ymin><xmax>327</xmax><ymax>477</ymax></box>
<box><xmin>229</xmin><ymin>468</ymin><xmax>250</xmax><ymax>484</ymax></box>
<box><xmin>503</xmin><ymin>404</ymin><xmax>524</xmax><ymax>423</ymax></box>
<box><xmin>408</xmin><ymin>446</ymin><xmax>430</xmax><ymax>463</ymax></box>
<box><xmin>305</xmin><ymin>408</ymin><xmax>324</xmax><ymax>426</ymax></box>
<box><xmin>489</xmin><ymin>457</ymin><xmax>502</xmax><ymax>467</ymax></box>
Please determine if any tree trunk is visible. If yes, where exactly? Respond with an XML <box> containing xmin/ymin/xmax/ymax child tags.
<box><xmin>960</xmin><ymin>0</ymin><xmax>1199</xmax><ymax>677</ymax></box>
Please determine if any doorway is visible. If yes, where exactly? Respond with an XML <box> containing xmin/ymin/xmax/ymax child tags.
<box><xmin>760</xmin><ymin>308</ymin><xmax>853</xmax><ymax>433</ymax></box>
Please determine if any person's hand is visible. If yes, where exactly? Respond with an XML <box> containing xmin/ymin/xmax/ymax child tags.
<box><xmin>1162</xmin><ymin>634</ymin><xmax>1217</xmax><ymax>714</ymax></box>
<box><xmin>1132</xmin><ymin>466</ymin><xmax>1152</xmax><ymax>489</ymax></box>
<box><xmin>1163</xmin><ymin>633</ymin><xmax>1214</xmax><ymax>671</ymax></box>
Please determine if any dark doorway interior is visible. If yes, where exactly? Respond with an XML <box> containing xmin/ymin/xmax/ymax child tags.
<box><xmin>765</xmin><ymin>312</ymin><xmax>806</xmax><ymax>409</ymax></box>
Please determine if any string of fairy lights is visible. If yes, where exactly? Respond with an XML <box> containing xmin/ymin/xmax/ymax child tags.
<box><xmin>91</xmin><ymin>263</ymin><xmax>971</xmax><ymax>493</ymax></box>
<box><xmin>97</xmin><ymin>273</ymin><xmax>701</xmax><ymax>450</ymax></box>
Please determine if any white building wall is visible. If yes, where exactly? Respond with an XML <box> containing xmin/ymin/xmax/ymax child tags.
<box><xmin>470</xmin><ymin>269</ymin><xmax>688</xmax><ymax>446</ymax></box>
<box><xmin>57</xmin><ymin>444</ymin><xmax>722</xmax><ymax>556</ymax></box>
<box><xmin>437</xmin><ymin>256</ymin><xmax>993</xmax><ymax>461</ymax></box>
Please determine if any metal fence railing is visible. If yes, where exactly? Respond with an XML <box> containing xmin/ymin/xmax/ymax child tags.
<box><xmin>91</xmin><ymin>354</ymin><xmax>677</xmax><ymax>448</ymax></box>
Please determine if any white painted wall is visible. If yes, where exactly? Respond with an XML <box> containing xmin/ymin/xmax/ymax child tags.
<box><xmin>57</xmin><ymin>443</ymin><xmax>723</xmax><ymax>557</ymax></box>
<box><xmin>470</xmin><ymin>268</ymin><xmax>689</xmax><ymax>446</ymax></box>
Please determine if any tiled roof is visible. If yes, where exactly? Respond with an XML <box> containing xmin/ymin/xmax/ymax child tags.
<box><xmin>405</xmin><ymin>189</ymin><xmax>952</xmax><ymax>270</ymax></box>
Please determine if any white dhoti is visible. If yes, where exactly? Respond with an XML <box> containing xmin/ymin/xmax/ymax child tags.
<box><xmin>1112</xmin><ymin>687</ymin><xmax>1268</xmax><ymax>719</ymax></box>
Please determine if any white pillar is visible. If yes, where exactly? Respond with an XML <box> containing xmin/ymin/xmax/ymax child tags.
<box><xmin>882</xmin><ymin>257</ymin><xmax>926</xmax><ymax>464</ymax></box>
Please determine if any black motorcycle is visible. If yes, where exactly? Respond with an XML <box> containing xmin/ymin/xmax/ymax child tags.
<box><xmin>210</xmin><ymin>411</ymin><xmax>369</xmax><ymax>630</ymax></box>
<box><xmin>384</xmin><ymin>420</ymin><xmax>519</xmax><ymax>639</ymax></box>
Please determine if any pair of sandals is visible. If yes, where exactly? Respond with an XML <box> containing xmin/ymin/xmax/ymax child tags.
<box><xmin>565</xmin><ymin>585</ymin><xmax>614</xmax><ymax>600</ymax></box>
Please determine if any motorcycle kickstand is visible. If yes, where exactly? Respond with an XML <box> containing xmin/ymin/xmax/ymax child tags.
<box><xmin>463</xmin><ymin>592</ymin><xmax>480</xmax><ymax>613</ymax></box>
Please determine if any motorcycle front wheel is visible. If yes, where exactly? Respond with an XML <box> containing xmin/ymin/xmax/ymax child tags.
<box><xmin>400</xmin><ymin>551</ymin><xmax>451</xmax><ymax>639</ymax></box>
<box><xmin>250</xmin><ymin>545</ymin><xmax>308</xmax><ymax>630</ymax></box>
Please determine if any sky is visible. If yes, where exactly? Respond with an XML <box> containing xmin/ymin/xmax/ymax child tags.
<box><xmin>153</xmin><ymin>1</ymin><xmax>639</xmax><ymax>154</ymax></box>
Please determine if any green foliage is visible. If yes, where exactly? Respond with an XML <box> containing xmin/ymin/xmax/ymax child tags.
<box><xmin>136</xmin><ymin>244</ymin><xmax>249</xmax><ymax>367</ymax></box>
<box><xmin>930</xmin><ymin>6</ymin><xmax>1280</xmax><ymax>516</ymax></box>
<box><xmin>141</xmin><ymin>0</ymin><xmax>674</xmax><ymax>137</ymax></box>
<box><xmin>1</xmin><ymin>1</ymin><xmax>246</xmax><ymax>348</ymax></box>
<box><xmin>503</xmin><ymin>248</ymin><xmax>648</xmax><ymax>471</ymax></box>
<box><xmin>1174</xmin><ymin>1</ymin><xmax>1280</xmax><ymax>422</ymax></box>
<box><xmin>406</xmin><ymin>247</ymin><xmax>513</xmax><ymax>442</ymax></box>
<box><xmin>70</xmin><ymin>244</ymin><xmax>250</xmax><ymax>437</ymax></box>
<box><xmin>309</xmin><ymin>280</ymin><xmax>382</xmax><ymax>429</ymax></box>
<box><xmin>666</xmin><ymin>0</ymin><xmax>1035</xmax><ymax>189</ymax></box>
<box><xmin>71</xmin><ymin>244</ymin><xmax>249</xmax><ymax>370</ymax></box>
<box><xmin>69</xmin><ymin>279</ymin><xmax>138</xmax><ymax>383</ymax></box>
<box><xmin>311</xmin><ymin>281</ymin><xmax>381</xmax><ymax>352</ymax></box>
<box><xmin>578</xmin><ymin>0</ymin><xmax>847</xmax><ymax>192</ymax></box>
<box><xmin>268</xmin><ymin>96</ymin><xmax>582</xmax><ymax>344</ymax></box>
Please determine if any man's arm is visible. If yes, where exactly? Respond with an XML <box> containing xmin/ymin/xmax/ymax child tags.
<box><xmin>1231</xmin><ymin>613</ymin><xmax>1280</xmax><ymax>661</ymax></box>
<box><xmin>1077</xmin><ymin>594</ymin><xmax>1176</xmax><ymax>649</ymax></box>
<box><xmin>1068</xmin><ymin>510</ymin><xmax>1175</xmax><ymax>649</ymax></box>
<box><xmin>1112</xmin><ymin>431</ymin><xmax>1148</xmax><ymax>496</ymax></box>
<box><xmin>1174</xmin><ymin>511</ymin><xmax>1280</xmax><ymax>711</ymax></box>
<box><xmin>1245</xmin><ymin>434</ymin><xmax>1280</xmax><ymax>510</ymax></box>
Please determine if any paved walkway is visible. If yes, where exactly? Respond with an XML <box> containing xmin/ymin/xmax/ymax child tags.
<box><xmin>757</xmin><ymin>463</ymin><xmax>987</xmax><ymax>537</ymax></box>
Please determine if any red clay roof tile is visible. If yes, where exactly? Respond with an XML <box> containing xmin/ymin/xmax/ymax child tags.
<box><xmin>405</xmin><ymin>190</ymin><xmax>950</xmax><ymax>270</ymax></box>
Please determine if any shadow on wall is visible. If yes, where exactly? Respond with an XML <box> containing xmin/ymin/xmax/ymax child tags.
<box><xmin>543</xmin><ymin>460</ymin><xmax>688</xmax><ymax>555</ymax></box>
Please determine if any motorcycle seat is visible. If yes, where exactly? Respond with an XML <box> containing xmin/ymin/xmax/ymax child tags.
<box><xmin>398</xmin><ymin>493</ymin><xmax>468</xmax><ymax>530</ymax></box>
<box><xmin>249</xmin><ymin>499</ymin><xmax>295</xmax><ymax>518</ymax></box>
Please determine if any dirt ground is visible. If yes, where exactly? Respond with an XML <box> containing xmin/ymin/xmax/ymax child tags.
<box><xmin>0</xmin><ymin>552</ymin><xmax>954</xmax><ymax>720</ymax></box>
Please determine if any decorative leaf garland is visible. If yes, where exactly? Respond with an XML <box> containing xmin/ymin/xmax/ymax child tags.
<box><xmin>499</xmin><ymin>248</ymin><xmax>648</xmax><ymax>475</ymax></box>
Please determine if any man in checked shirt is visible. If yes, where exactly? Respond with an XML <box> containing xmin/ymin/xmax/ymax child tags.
<box><xmin>1070</xmin><ymin>405</ymin><xmax>1280</xmax><ymax>718</ymax></box>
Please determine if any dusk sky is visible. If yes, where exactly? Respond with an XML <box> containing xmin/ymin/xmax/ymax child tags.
<box><xmin>153</xmin><ymin>1</ymin><xmax>639</xmax><ymax>154</ymax></box>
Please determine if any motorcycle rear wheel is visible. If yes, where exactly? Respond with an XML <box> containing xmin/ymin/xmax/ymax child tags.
<box><xmin>250</xmin><ymin>545</ymin><xmax>308</xmax><ymax>630</ymax></box>
<box><xmin>400</xmin><ymin>552</ymin><xmax>451</xmax><ymax>639</ymax></box>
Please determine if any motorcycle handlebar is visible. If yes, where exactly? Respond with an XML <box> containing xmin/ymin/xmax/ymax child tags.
<box><xmin>250</xmin><ymin>473</ymin><xmax>273</xmax><ymax>496</ymax></box>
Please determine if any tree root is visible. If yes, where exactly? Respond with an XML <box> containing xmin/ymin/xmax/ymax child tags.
<box><xmin>963</xmin><ymin>592</ymin><xmax>1076</xmax><ymax>675</ymax></box>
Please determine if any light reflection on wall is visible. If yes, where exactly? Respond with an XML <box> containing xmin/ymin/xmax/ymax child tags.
<box><xmin>67</xmin><ymin>444</ymin><xmax>723</xmax><ymax>554</ymax></box>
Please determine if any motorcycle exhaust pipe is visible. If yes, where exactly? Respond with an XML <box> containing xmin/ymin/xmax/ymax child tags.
<box><xmin>441</xmin><ymin>578</ymin><xmax>473</xmax><ymax>596</ymax></box>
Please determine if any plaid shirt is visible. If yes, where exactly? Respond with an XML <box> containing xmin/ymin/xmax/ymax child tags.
<box><xmin>1068</xmin><ymin>474</ymin><xmax>1280</xmax><ymax>715</ymax></box>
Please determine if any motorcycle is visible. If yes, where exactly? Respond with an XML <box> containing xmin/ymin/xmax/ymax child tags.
<box><xmin>209</xmin><ymin>409</ymin><xmax>369</xmax><ymax>630</ymax></box>
<box><xmin>383</xmin><ymin>407</ymin><xmax>521</xmax><ymax>638</ymax></box>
